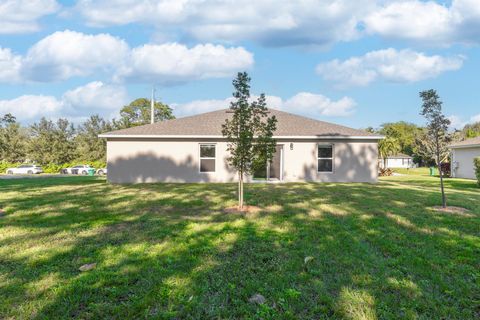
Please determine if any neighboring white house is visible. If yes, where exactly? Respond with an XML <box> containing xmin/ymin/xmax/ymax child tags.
<box><xmin>379</xmin><ymin>154</ymin><xmax>414</xmax><ymax>169</ymax></box>
<box><xmin>450</xmin><ymin>137</ymin><xmax>480</xmax><ymax>179</ymax></box>
<box><xmin>99</xmin><ymin>108</ymin><xmax>383</xmax><ymax>184</ymax></box>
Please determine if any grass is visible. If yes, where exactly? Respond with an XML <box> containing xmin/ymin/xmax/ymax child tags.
<box><xmin>0</xmin><ymin>175</ymin><xmax>479</xmax><ymax>319</ymax></box>
<box><xmin>393</xmin><ymin>167</ymin><xmax>430</xmax><ymax>176</ymax></box>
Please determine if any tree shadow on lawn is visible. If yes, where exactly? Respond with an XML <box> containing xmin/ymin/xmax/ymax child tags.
<box><xmin>0</xmin><ymin>180</ymin><xmax>478</xmax><ymax>319</ymax></box>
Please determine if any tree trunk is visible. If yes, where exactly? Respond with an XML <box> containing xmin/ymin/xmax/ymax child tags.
<box><xmin>436</xmin><ymin>136</ymin><xmax>447</xmax><ymax>208</ymax></box>
<box><xmin>384</xmin><ymin>157</ymin><xmax>387</xmax><ymax>169</ymax></box>
<box><xmin>238</xmin><ymin>171</ymin><xmax>244</xmax><ymax>210</ymax></box>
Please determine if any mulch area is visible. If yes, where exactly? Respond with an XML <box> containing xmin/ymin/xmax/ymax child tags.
<box><xmin>224</xmin><ymin>205</ymin><xmax>262</xmax><ymax>214</ymax></box>
<box><xmin>431</xmin><ymin>206</ymin><xmax>471</xmax><ymax>216</ymax></box>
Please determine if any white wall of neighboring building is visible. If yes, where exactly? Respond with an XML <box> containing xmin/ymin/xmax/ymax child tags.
<box><xmin>451</xmin><ymin>146</ymin><xmax>480</xmax><ymax>179</ymax></box>
<box><xmin>379</xmin><ymin>157</ymin><xmax>413</xmax><ymax>169</ymax></box>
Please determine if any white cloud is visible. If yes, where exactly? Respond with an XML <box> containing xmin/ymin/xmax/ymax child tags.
<box><xmin>22</xmin><ymin>30</ymin><xmax>129</xmax><ymax>81</ymax></box>
<box><xmin>0</xmin><ymin>95</ymin><xmax>62</xmax><ymax>121</ymax></box>
<box><xmin>117</xmin><ymin>43</ymin><xmax>254</xmax><ymax>84</ymax></box>
<box><xmin>0</xmin><ymin>47</ymin><xmax>22</xmax><ymax>83</ymax></box>
<box><xmin>74</xmin><ymin>0</ymin><xmax>480</xmax><ymax>47</ymax></box>
<box><xmin>172</xmin><ymin>92</ymin><xmax>356</xmax><ymax>118</ymax></box>
<box><xmin>281</xmin><ymin>92</ymin><xmax>356</xmax><ymax>116</ymax></box>
<box><xmin>449</xmin><ymin>113</ymin><xmax>480</xmax><ymax>129</ymax></box>
<box><xmin>0</xmin><ymin>81</ymin><xmax>130</xmax><ymax>122</ymax></box>
<box><xmin>0</xmin><ymin>0</ymin><xmax>59</xmax><ymax>34</ymax></box>
<box><xmin>75</xmin><ymin>0</ymin><xmax>375</xmax><ymax>47</ymax></box>
<box><xmin>316</xmin><ymin>48</ymin><xmax>464</xmax><ymax>87</ymax></box>
<box><xmin>365</xmin><ymin>0</ymin><xmax>480</xmax><ymax>46</ymax></box>
<box><xmin>0</xmin><ymin>30</ymin><xmax>254</xmax><ymax>84</ymax></box>
<box><xmin>62</xmin><ymin>81</ymin><xmax>129</xmax><ymax>113</ymax></box>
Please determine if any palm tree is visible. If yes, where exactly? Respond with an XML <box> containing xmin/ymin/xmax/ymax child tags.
<box><xmin>378</xmin><ymin>137</ymin><xmax>400</xmax><ymax>169</ymax></box>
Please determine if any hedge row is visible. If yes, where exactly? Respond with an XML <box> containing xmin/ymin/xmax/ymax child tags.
<box><xmin>0</xmin><ymin>160</ymin><xmax>106</xmax><ymax>174</ymax></box>
<box><xmin>474</xmin><ymin>157</ymin><xmax>480</xmax><ymax>187</ymax></box>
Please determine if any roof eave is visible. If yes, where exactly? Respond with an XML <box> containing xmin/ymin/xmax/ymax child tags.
<box><xmin>449</xmin><ymin>144</ymin><xmax>480</xmax><ymax>149</ymax></box>
<box><xmin>99</xmin><ymin>134</ymin><xmax>384</xmax><ymax>140</ymax></box>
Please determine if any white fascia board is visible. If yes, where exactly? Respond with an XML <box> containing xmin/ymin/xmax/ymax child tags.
<box><xmin>449</xmin><ymin>144</ymin><xmax>480</xmax><ymax>149</ymax></box>
<box><xmin>99</xmin><ymin>134</ymin><xmax>384</xmax><ymax>140</ymax></box>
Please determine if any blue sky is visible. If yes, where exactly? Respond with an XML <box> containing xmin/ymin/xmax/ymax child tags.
<box><xmin>0</xmin><ymin>0</ymin><xmax>479</xmax><ymax>130</ymax></box>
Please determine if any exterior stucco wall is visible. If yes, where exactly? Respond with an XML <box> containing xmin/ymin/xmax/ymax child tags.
<box><xmin>451</xmin><ymin>147</ymin><xmax>480</xmax><ymax>179</ymax></box>
<box><xmin>106</xmin><ymin>138</ymin><xmax>379</xmax><ymax>183</ymax></box>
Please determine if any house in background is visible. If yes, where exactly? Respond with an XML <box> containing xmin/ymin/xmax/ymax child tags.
<box><xmin>99</xmin><ymin>109</ymin><xmax>383</xmax><ymax>183</ymax></box>
<box><xmin>379</xmin><ymin>153</ymin><xmax>414</xmax><ymax>169</ymax></box>
<box><xmin>450</xmin><ymin>137</ymin><xmax>480</xmax><ymax>179</ymax></box>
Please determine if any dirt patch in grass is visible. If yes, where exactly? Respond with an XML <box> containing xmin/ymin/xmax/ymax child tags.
<box><xmin>431</xmin><ymin>206</ymin><xmax>472</xmax><ymax>216</ymax></box>
<box><xmin>224</xmin><ymin>205</ymin><xmax>262</xmax><ymax>214</ymax></box>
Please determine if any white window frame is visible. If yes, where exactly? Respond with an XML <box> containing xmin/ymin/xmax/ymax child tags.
<box><xmin>199</xmin><ymin>143</ymin><xmax>216</xmax><ymax>173</ymax></box>
<box><xmin>317</xmin><ymin>144</ymin><xmax>334</xmax><ymax>173</ymax></box>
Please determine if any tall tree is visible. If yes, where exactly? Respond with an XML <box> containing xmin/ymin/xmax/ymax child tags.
<box><xmin>28</xmin><ymin>118</ymin><xmax>76</xmax><ymax>165</ymax></box>
<box><xmin>115</xmin><ymin>98</ymin><xmax>175</xmax><ymax>128</ymax></box>
<box><xmin>378</xmin><ymin>137</ymin><xmax>400</xmax><ymax>168</ymax></box>
<box><xmin>75</xmin><ymin>115</ymin><xmax>112</xmax><ymax>161</ymax></box>
<box><xmin>462</xmin><ymin>122</ymin><xmax>480</xmax><ymax>139</ymax></box>
<box><xmin>222</xmin><ymin>72</ymin><xmax>277</xmax><ymax>210</ymax></box>
<box><xmin>0</xmin><ymin>114</ymin><xmax>28</xmax><ymax>162</ymax></box>
<box><xmin>419</xmin><ymin>89</ymin><xmax>451</xmax><ymax>208</ymax></box>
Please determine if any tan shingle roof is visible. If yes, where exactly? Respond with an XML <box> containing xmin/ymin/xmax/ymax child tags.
<box><xmin>101</xmin><ymin>108</ymin><xmax>380</xmax><ymax>138</ymax></box>
<box><xmin>449</xmin><ymin>136</ymin><xmax>480</xmax><ymax>148</ymax></box>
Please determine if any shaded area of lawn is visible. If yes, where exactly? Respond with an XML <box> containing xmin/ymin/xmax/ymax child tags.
<box><xmin>0</xmin><ymin>176</ymin><xmax>479</xmax><ymax>319</ymax></box>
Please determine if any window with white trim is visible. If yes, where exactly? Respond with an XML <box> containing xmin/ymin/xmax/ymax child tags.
<box><xmin>318</xmin><ymin>144</ymin><xmax>334</xmax><ymax>172</ymax></box>
<box><xmin>199</xmin><ymin>144</ymin><xmax>216</xmax><ymax>172</ymax></box>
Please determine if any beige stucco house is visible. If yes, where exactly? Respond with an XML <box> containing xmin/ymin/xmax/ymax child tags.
<box><xmin>450</xmin><ymin>137</ymin><xmax>480</xmax><ymax>179</ymax></box>
<box><xmin>378</xmin><ymin>153</ymin><xmax>414</xmax><ymax>169</ymax></box>
<box><xmin>99</xmin><ymin>109</ymin><xmax>382</xmax><ymax>183</ymax></box>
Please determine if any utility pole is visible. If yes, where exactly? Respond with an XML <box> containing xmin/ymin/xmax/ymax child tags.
<box><xmin>150</xmin><ymin>87</ymin><xmax>155</xmax><ymax>124</ymax></box>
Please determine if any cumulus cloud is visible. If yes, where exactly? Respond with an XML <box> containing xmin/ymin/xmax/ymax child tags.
<box><xmin>0</xmin><ymin>47</ymin><xmax>22</xmax><ymax>83</ymax></box>
<box><xmin>62</xmin><ymin>81</ymin><xmax>129</xmax><ymax>114</ymax></box>
<box><xmin>73</xmin><ymin>0</ymin><xmax>480</xmax><ymax>47</ymax></box>
<box><xmin>172</xmin><ymin>92</ymin><xmax>356</xmax><ymax>118</ymax></box>
<box><xmin>0</xmin><ymin>0</ymin><xmax>59</xmax><ymax>34</ymax></box>
<box><xmin>0</xmin><ymin>81</ymin><xmax>129</xmax><ymax>122</ymax></box>
<box><xmin>448</xmin><ymin>114</ymin><xmax>480</xmax><ymax>130</ymax></box>
<box><xmin>117</xmin><ymin>43</ymin><xmax>254</xmax><ymax>84</ymax></box>
<box><xmin>75</xmin><ymin>0</ymin><xmax>375</xmax><ymax>47</ymax></box>
<box><xmin>316</xmin><ymin>48</ymin><xmax>464</xmax><ymax>87</ymax></box>
<box><xmin>22</xmin><ymin>30</ymin><xmax>129</xmax><ymax>81</ymax></box>
<box><xmin>364</xmin><ymin>0</ymin><xmax>480</xmax><ymax>46</ymax></box>
<box><xmin>0</xmin><ymin>95</ymin><xmax>62</xmax><ymax>121</ymax></box>
<box><xmin>0</xmin><ymin>30</ymin><xmax>254</xmax><ymax>84</ymax></box>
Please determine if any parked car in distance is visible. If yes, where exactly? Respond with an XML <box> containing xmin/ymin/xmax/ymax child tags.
<box><xmin>96</xmin><ymin>168</ymin><xmax>107</xmax><ymax>175</ymax></box>
<box><xmin>61</xmin><ymin>165</ymin><xmax>95</xmax><ymax>175</ymax></box>
<box><xmin>6</xmin><ymin>164</ymin><xmax>43</xmax><ymax>175</ymax></box>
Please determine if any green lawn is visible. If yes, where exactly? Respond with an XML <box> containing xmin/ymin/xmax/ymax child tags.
<box><xmin>0</xmin><ymin>175</ymin><xmax>479</xmax><ymax>319</ymax></box>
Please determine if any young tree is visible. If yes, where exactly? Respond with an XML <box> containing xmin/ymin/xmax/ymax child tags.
<box><xmin>378</xmin><ymin>137</ymin><xmax>400</xmax><ymax>168</ymax></box>
<box><xmin>419</xmin><ymin>89</ymin><xmax>451</xmax><ymax>208</ymax></box>
<box><xmin>115</xmin><ymin>98</ymin><xmax>175</xmax><ymax>128</ymax></box>
<box><xmin>222</xmin><ymin>72</ymin><xmax>277</xmax><ymax>210</ymax></box>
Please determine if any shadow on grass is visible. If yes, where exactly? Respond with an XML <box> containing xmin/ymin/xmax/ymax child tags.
<box><xmin>0</xmin><ymin>177</ymin><xmax>478</xmax><ymax>319</ymax></box>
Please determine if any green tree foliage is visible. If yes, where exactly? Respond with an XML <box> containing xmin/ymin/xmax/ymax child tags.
<box><xmin>222</xmin><ymin>72</ymin><xmax>277</xmax><ymax>209</ymax></box>
<box><xmin>462</xmin><ymin>122</ymin><xmax>480</xmax><ymax>139</ymax></box>
<box><xmin>474</xmin><ymin>157</ymin><xmax>480</xmax><ymax>187</ymax></box>
<box><xmin>75</xmin><ymin>115</ymin><xmax>113</xmax><ymax>162</ymax></box>
<box><xmin>379</xmin><ymin>121</ymin><xmax>423</xmax><ymax>155</ymax></box>
<box><xmin>28</xmin><ymin>118</ymin><xmax>76</xmax><ymax>165</ymax></box>
<box><xmin>115</xmin><ymin>98</ymin><xmax>174</xmax><ymax>128</ymax></box>
<box><xmin>419</xmin><ymin>89</ymin><xmax>451</xmax><ymax>208</ymax></box>
<box><xmin>0</xmin><ymin>114</ymin><xmax>28</xmax><ymax>162</ymax></box>
<box><xmin>378</xmin><ymin>137</ymin><xmax>400</xmax><ymax>168</ymax></box>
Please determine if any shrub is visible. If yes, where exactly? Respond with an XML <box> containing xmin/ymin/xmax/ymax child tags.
<box><xmin>0</xmin><ymin>161</ymin><xmax>20</xmax><ymax>174</ymax></box>
<box><xmin>440</xmin><ymin>162</ymin><xmax>451</xmax><ymax>177</ymax></box>
<box><xmin>474</xmin><ymin>157</ymin><xmax>480</xmax><ymax>187</ymax></box>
